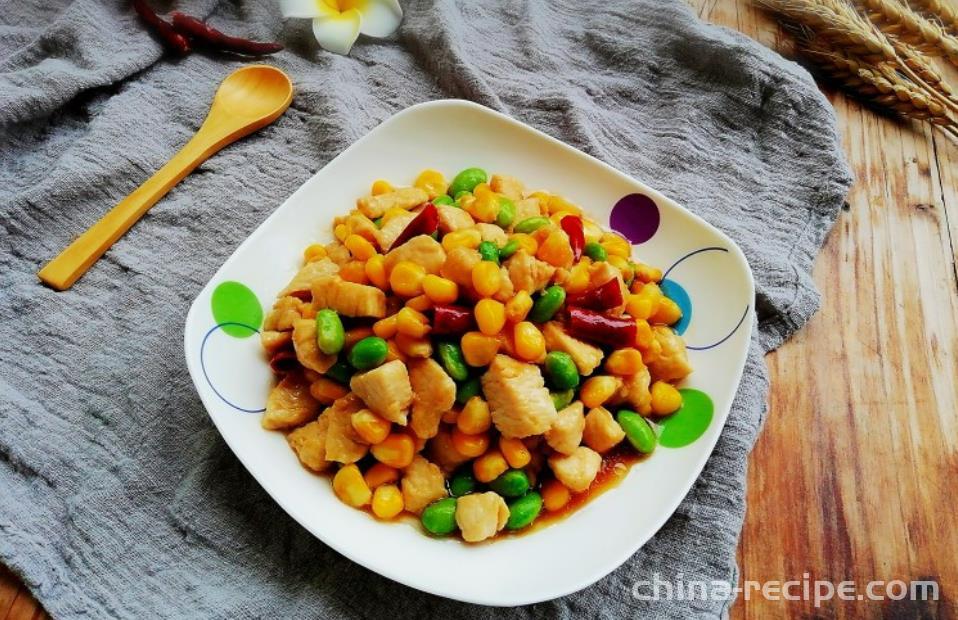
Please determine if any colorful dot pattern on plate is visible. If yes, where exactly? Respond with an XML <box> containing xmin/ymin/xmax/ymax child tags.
<box><xmin>211</xmin><ymin>281</ymin><xmax>263</xmax><ymax>337</ymax></box>
<box><xmin>657</xmin><ymin>389</ymin><xmax>714</xmax><ymax>447</ymax></box>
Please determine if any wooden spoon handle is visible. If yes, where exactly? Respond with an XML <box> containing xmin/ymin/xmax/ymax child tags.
<box><xmin>38</xmin><ymin>132</ymin><xmax>220</xmax><ymax>291</ymax></box>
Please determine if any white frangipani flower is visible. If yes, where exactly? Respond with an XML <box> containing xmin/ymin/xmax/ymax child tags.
<box><xmin>280</xmin><ymin>0</ymin><xmax>402</xmax><ymax>56</ymax></box>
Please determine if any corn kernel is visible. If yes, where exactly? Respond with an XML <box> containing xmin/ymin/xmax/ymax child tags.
<box><xmin>499</xmin><ymin>437</ymin><xmax>531</xmax><ymax>469</ymax></box>
<box><xmin>339</xmin><ymin>260</ymin><xmax>368</xmax><ymax>284</ymax></box>
<box><xmin>373</xmin><ymin>315</ymin><xmax>398</xmax><ymax>339</ymax></box>
<box><xmin>396</xmin><ymin>307</ymin><xmax>430</xmax><ymax>338</ymax></box>
<box><xmin>541</xmin><ymin>479</ymin><xmax>572</xmax><ymax>511</ymax></box>
<box><xmin>472</xmin><ymin>192</ymin><xmax>500</xmax><ymax>223</ymax></box>
<box><xmin>414</xmin><ymin>169</ymin><xmax>448</xmax><ymax>200</ymax></box>
<box><xmin>650</xmin><ymin>381</ymin><xmax>683</xmax><ymax>416</ymax></box>
<box><xmin>546</xmin><ymin>194</ymin><xmax>582</xmax><ymax>216</ymax></box>
<box><xmin>641</xmin><ymin>336</ymin><xmax>662</xmax><ymax>365</ymax></box>
<box><xmin>334</xmin><ymin>223</ymin><xmax>350</xmax><ymax>242</ymax></box>
<box><xmin>633</xmin><ymin>263</ymin><xmax>663</xmax><ymax>284</ymax></box>
<box><xmin>389</xmin><ymin>260</ymin><xmax>426</xmax><ymax>297</ymax></box>
<box><xmin>513</xmin><ymin>321</ymin><xmax>545</xmax><ymax>361</ymax></box>
<box><xmin>345</xmin><ymin>234</ymin><xmax>377</xmax><ymax>261</ymax></box>
<box><xmin>510</xmin><ymin>233</ymin><xmax>539</xmax><ymax>255</ymax></box>
<box><xmin>537</xmin><ymin>229</ymin><xmax>574</xmax><ymax>267</ymax></box>
<box><xmin>461</xmin><ymin>331</ymin><xmax>501</xmax><ymax>367</ymax></box>
<box><xmin>405</xmin><ymin>294</ymin><xmax>433</xmax><ymax>312</ymax></box>
<box><xmin>395</xmin><ymin>332</ymin><xmax>432</xmax><ymax>358</ymax></box>
<box><xmin>344</xmin><ymin>326</ymin><xmax>374</xmax><ymax>351</ymax></box>
<box><xmin>474</xmin><ymin>299</ymin><xmax>506</xmax><ymax>335</ymax></box>
<box><xmin>564</xmin><ymin>261</ymin><xmax>592</xmax><ymax>294</ymax></box>
<box><xmin>309</xmin><ymin>377</ymin><xmax>348</xmax><ymax>404</ymax></box>
<box><xmin>634</xmin><ymin>318</ymin><xmax>654</xmax><ymax>349</ymax></box>
<box><xmin>422</xmin><ymin>274</ymin><xmax>459</xmax><ymax>304</ymax></box>
<box><xmin>364</xmin><ymin>254</ymin><xmax>388</xmax><ymax>289</ymax></box>
<box><xmin>351</xmin><ymin>409</ymin><xmax>392</xmax><ymax>445</ymax></box>
<box><xmin>608</xmin><ymin>255</ymin><xmax>634</xmax><ymax>283</ymax></box>
<box><xmin>625</xmin><ymin>294</ymin><xmax>654</xmax><ymax>320</ymax></box>
<box><xmin>504</xmin><ymin>291</ymin><xmax>533</xmax><ymax>323</ymax></box>
<box><xmin>457</xmin><ymin>396</ymin><xmax>491</xmax><ymax>434</ymax></box>
<box><xmin>370</xmin><ymin>433</ymin><xmax>416</xmax><ymax>468</ymax></box>
<box><xmin>364</xmin><ymin>463</ymin><xmax>400</xmax><ymax>489</ymax></box>
<box><xmin>441</xmin><ymin>408</ymin><xmax>459</xmax><ymax>424</ymax></box>
<box><xmin>381</xmin><ymin>206</ymin><xmax>408</xmax><ymax>224</ymax></box>
<box><xmin>605</xmin><ymin>348</ymin><xmax>644</xmax><ymax>376</ymax></box>
<box><xmin>371</xmin><ymin>483</ymin><xmax>404</xmax><ymax>519</ymax></box>
<box><xmin>333</xmin><ymin>464</ymin><xmax>371</xmax><ymax>507</ymax></box>
<box><xmin>451</xmin><ymin>428</ymin><xmax>490</xmax><ymax>458</ymax></box>
<box><xmin>441</xmin><ymin>229</ymin><xmax>482</xmax><ymax>253</ymax></box>
<box><xmin>600</xmin><ymin>232</ymin><xmax>631</xmax><ymax>258</ymax></box>
<box><xmin>303</xmin><ymin>243</ymin><xmax>327</xmax><ymax>263</ymax></box>
<box><xmin>651</xmin><ymin>297</ymin><xmax>683</xmax><ymax>326</ymax></box>
<box><xmin>472</xmin><ymin>449</ymin><xmax>509</xmax><ymax>483</ymax></box>
<box><xmin>580</xmin><ymin>375</ymin><xmax>623</xmax><ymax>409</ymax></box>
<box><xmin>371</xmin><ymin>179</ymin><xmax>394</xmax><ymax>195</ymax></box>
<box><xmin>635</xmin><ymin>282</ymin><xmax>663</xmax><ymax>309</ymax></box>
<box><xmin>384</xmin><ymin>339</ymin><xmax>408</xmax><ymax>363</ymax></box>
<box><xmin>473</xmin><ymin>182</ymin><xmax>493</xmax><ymax>199</ymax></box>
<box><xmin>472</xmin><ymin>261</ymin><xmax>501</xmax><ymax>297</ymax></box>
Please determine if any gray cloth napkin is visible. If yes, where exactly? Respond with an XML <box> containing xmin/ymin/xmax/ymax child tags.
<box><xmin>0</xmin><ymin>0</ymin><xmax>852</xmax><ymax>617</ymax></box>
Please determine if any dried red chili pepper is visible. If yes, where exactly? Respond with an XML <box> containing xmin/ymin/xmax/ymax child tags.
<box><xmin>567</xmin><ymin>306</ymin><xmax>636</xmax><ymax>346</ymax></box>
<box><xmin>170</xmin><ymin>12</ymin><xmax>284</xmax><ymax>56</ymax></box>
<box><xmin>389</xmin><ymin>203</ymin><xmax>439</xmax><ymax>250</ymax></box>
<box><xmin>560</xmin><ymin>215</ymin><xmax>585</xmax><ymax>262</ymax></box>
<box><xmin>133</xmin><ymin>0</ymin><xmax>190</xmax><ymax>55</ymax></box>
<box><xmin>431</xmin><ymin>304</ymin><xmax>475</xmax><ymax>335</ymax></box>
<box><xmin>566</xmin><ymin>278</ymin><xmax>624</xmax><ymax>311</ymax></box>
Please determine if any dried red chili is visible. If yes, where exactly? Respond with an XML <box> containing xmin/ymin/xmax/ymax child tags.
<box><xmin>133</xmin><ymin>0</ymin><xmax>190</xmax><ymax>55</ymax></box>
<box><xmin>560</xmin><ymin>215</ymin><xmax>585</xmax><ymax>262</ymax></box>
<box><xmin>431</xmin><ymin>304</ymin><xmax>476</xmax><ymax>335</ymax></box>
<box><xmin>389</xmin><ymin>203</ymin><xmax>439</xmax><ymax>250</ymax></box>
<box><xmin>170</xmin><ymin>12</ymin><xmax>284</xmax><ymax>56</ymax></box>
<box><xmin>567</xmin><ymin>306</ymin><xmax>636</xmax><ymax>346</ymax></box>
<box><xmin>566</xmin><ymin>278</ymin><xmax>624</xmax><ymax>311</ymax></box>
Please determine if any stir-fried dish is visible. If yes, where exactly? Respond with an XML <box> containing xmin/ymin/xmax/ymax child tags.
<box><xmin>259</xmin><ymin>167</ymin><xmax>692</xmax><ymax>542</ymax></box>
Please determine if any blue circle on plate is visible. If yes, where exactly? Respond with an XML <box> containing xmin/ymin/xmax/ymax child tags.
<box><xmin>659</xmin><ymin>278</ymin><xmax>692</xmax><ymax>335</ymax></box>
<box><xmin>200</xmin><ymin>322</ymin><xmax>267</xmax><ymax>413</ymax></box>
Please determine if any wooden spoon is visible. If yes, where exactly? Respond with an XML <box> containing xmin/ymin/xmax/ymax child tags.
<box><xmin>38</xmin><ymin>64</ymin><xmax>293</xmax><ymax>291</ymax></box>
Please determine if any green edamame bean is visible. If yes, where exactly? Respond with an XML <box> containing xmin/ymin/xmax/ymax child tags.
<box><xmin>373</xmin><ymin>216</ymin><xmax>384</xmax><ymax>228</ymax></box>
<box><xmin>315</xmin><ymin>309</ymin><xmax>345</xmax><ymax>355</ymax></box>
<box><xmin>498</xmin><ymin>239</ymin><xmax>520</xmax><ymax>260</ymax></box>
<box><xmin>448</xmin><ymin>167</ymin><xmax>488</xmax><ymax>198</ymax></box>
<box><xmin>584</xmin><ymin>241</ymin><xmax>607</xmax><ymax>262</ymax></box>
<box><xmin>347</xmin><ymin>336</ymin><xmax>388</xmax><ymax>370</ymax></box>
<box><xmin>617</xmin><ymin>410</ymin><xmax>657</xmax><ymax>454</ymax></box>
<box><xmin>489</xmin><ymin>469</ymin><xmax>530</xmax><ymax>498</ymax></box>
<box><xmin>455</xmin><ymin>376</ymin><xmax>482</xmax><ymax>405</ymax></box>
<box><xmin>421</xmin><ymin>497</ymin><xmax>458</xmax><ymax>536</ymax></box>
<box><xmin>449</xmin><ymin>469</ymin><xmax>476</xmax><ymax>497</ymax></box>
<box><xmin>513</xmin><ymin>216</ymin><xmax>550</xmax><ymax>234</ymax></box>
<box><xmin>495</xmin><ymin>197</ymin><xmax>516</xmax><ymax>228</ymax></box>
<box><xmin>433</xmin><ymin>195</ymin><xmax>455</xmax><ymax>206</ymax></box>
<box><xmin>551</xmin><ymin>389</ymin><xmax>575</xmax><ymax>410</ymax></box>
<box><xmin>324</xmin><ymin>360</ymin><xmax>354</xmax><ymax>385</ymax></box>
<box><xmin>478</xmin><ymin>241</ymin><xmax>500</xmax><ymax>263</ymax></box>
<box><xmin>506</xmin><ymin>491</ymin><xmax>542</xmax><ymax>530</ymax></box>
<box><xmin>438</xmin><ymin>342</ymin><xmax>469</xmax><ymax>381</ymax></box>
<box><xmin>529</xmin><ymin>285</ymin><xmax>566</xmax><ymax>323</ymax></box>
<box><xmin>544</xmin><ymin>351</ymin><xmax>580</xmax><ymax>390</ymax></box>
<box><xmin>624</xmin><ymin>261</ymin><xmax>637</xmax><ymax>286</ymax></box>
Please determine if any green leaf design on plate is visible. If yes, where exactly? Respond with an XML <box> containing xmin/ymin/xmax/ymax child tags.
<box><xmin>211</xmin><ymin>281</ymin><xmax>263</xmax><ymax>338</ymax></box>
<box><xmin>658</xmin><ymin>388</ymin><xmax>713</xmax><ymax>448</ymax></box>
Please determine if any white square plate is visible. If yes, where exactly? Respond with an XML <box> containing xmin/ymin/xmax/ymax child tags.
<box><xmin>184</xmin><ymin>100</ymin><xmax>754</xmax><ymax>606</ymax></box>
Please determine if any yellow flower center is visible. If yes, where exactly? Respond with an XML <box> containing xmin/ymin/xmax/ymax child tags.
<box><xmin>321</xmin><ymin>0</ymin><xmax>365</xmax><ymax>12</ymax></box>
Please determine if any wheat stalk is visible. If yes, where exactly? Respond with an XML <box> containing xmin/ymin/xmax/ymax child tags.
<box><xmin>907</xmin><ymin>0</ymin><xmax>958</xmax><ymax>37</ymax></box>
<box><xmin>855</xmin><ymin>0</ymin><xmax>958</xmax><ymax>65</ymax></box>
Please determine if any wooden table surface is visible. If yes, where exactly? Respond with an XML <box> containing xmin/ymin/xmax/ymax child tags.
<box><xmin>3</xmin><ymin>1</ymin><xmax>956</xmax><ymax>618</ymax></box>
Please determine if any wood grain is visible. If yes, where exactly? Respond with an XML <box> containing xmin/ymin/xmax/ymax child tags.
<box><xmin>3</xmin><ymin>2</ymin><xmax>956</xmax><ymax>618</ymax></box>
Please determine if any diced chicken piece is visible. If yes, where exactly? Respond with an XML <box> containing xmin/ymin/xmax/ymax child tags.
<box><xmin>408</xmin><ymin>358</ymin><xmax>456</xmax><ymax>439</ymax></box>
<box><xmin>378</xmin><ymin>211</ymin><xmax>416</xmax><ymax>250</ymax></box>
<box><xmin>440</xmin><ymin>247</ymin><xmax>482</xmax><ymax>288</ymax></box>
<box><xmin>262</xmin><ymin>373</ymin><xmax>321</xmax><ymax>430</ymax></box>
<box><xmin>545</xmin><ymin>402</ymin><xmax>586</xmax><ymax>455</ymax></box>
<box><xmin>492</xmin><ymin>265</ymin><xmax>515</xmax><ymax>304</ymax></box>
<box><xmin>324</xmin><ymin>241</ymin><xmax>351</xmax><ymax>266</ymax></box>
<box><xmin>613</xmin><ymin>365</ymin><xmax>652</xmax><ymax>415</ymax></box>
<box><xmin>542</xmin><ymin>322</ymin><xmax>604</xmax><ymax>376</ymax></box>
<box><xmin>475</xmin><ymin>223</ymin><xmax>508</xmax><ymax>246</ymax></box>
<box><xmin>323</xmin><ymin>394</ymin><xmax>368</xmax><ymax>463</ymax></box>
<box><xmin>261</xmin><ymin>330</ymin><xmax>291</xmax><ymax>356</ymax></box>
<box><xmin>513</xmin><ymin>197</ymin><xmax>542</xmax><ymax>225</ymax></box>
<box><xmin>346</xmin><ymin>213</ymin><xmax>382</xmax><ymax>247</ymax></box>
<box><xmin>455</xmin><ymin>492</ymin><xmax>510</xmax><ymax>542</ymax></box>
<box><xmin>548</xmin><ymin>446</ymin><xmax>602</xmax><ymax>493</ymax></box>
<box><xmin>357</xmin><ymin>187</ymin><xmax>429</xmax><ymax>218</ymax></box>
<box><xmin>437</xmin><ymin>204</ymin><xmax>475</xmax><ymax>233</ymax></box>
<box><xmin>264</xmin><ymin>296</ymin><xmax>307</xmax><ymax>332</ymax></box>
<box><xmin>349</xmin><ymin>359</ymin><xmax>413</xmax><ymax>424</ymax></box>
<box><xmin>648</xmin><ymin>326</ymin><xmax>693</xmax><ymax>382</ymax></box>
<box><xmin>384</xmin><ymin>234</ymin><xmax>446</xmax><ymax>274</ymax></box>
<box><xmin>428</xmin><ymin>428</ymin><xmax>472</xmax><ymax>472</ymax></box>
<box><xmin>582</xmin><ymin>406</ymin><xmax>626</xmax><ymax>453</ymax></box>
<box><xmin>401</xmin><ymin>455</ymin><xmax>447</xmax><ymax>515</ymax></box>
<box><xmin>278</xmin><ymin>258</ymin><xmax>341</xmax><ymax>299</ymax></box>
<box><xmin>506</xmin><ymin>251</ymin><xmax>556</xmax><ymax>293</ymax></box>
<box><xmin>292</xmin><ymin>318</ymin><xmax>336</xmax><ymax>374</ymax></box>
<box><xmin>287</xmin><ymin>415</ymin><xmax>332</xmax><ymax>472</ymax></box>
<box><xmin>481</xmin><ymin>355</ymin><xmax>557</xmax><ymax>438</ymax></box>
<box><xmin>490</xmin><ymin>174</ymin><xmax>524</xmax><ymax>201</ymax></box>
<box><xmin>310</xmin><ymin>275</ymin><xmax>386</xmax><ymax>318</ymax></box>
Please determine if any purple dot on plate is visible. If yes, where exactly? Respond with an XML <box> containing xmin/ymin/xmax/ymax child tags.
<box><xmin>610</xmin><ymin>193</ymin><xmax>660</xmax><ymax>244</ymax></box>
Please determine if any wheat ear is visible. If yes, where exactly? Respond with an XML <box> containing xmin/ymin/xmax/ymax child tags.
<box><xmin>907</xmin><ymin>0</ymin><xmax>958</xmax><ymax>36</ymax></box>
<box><xmin>855</xmin><ymin>0</ymin><xmax>958</xmax><ymax>65</ymax></box>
